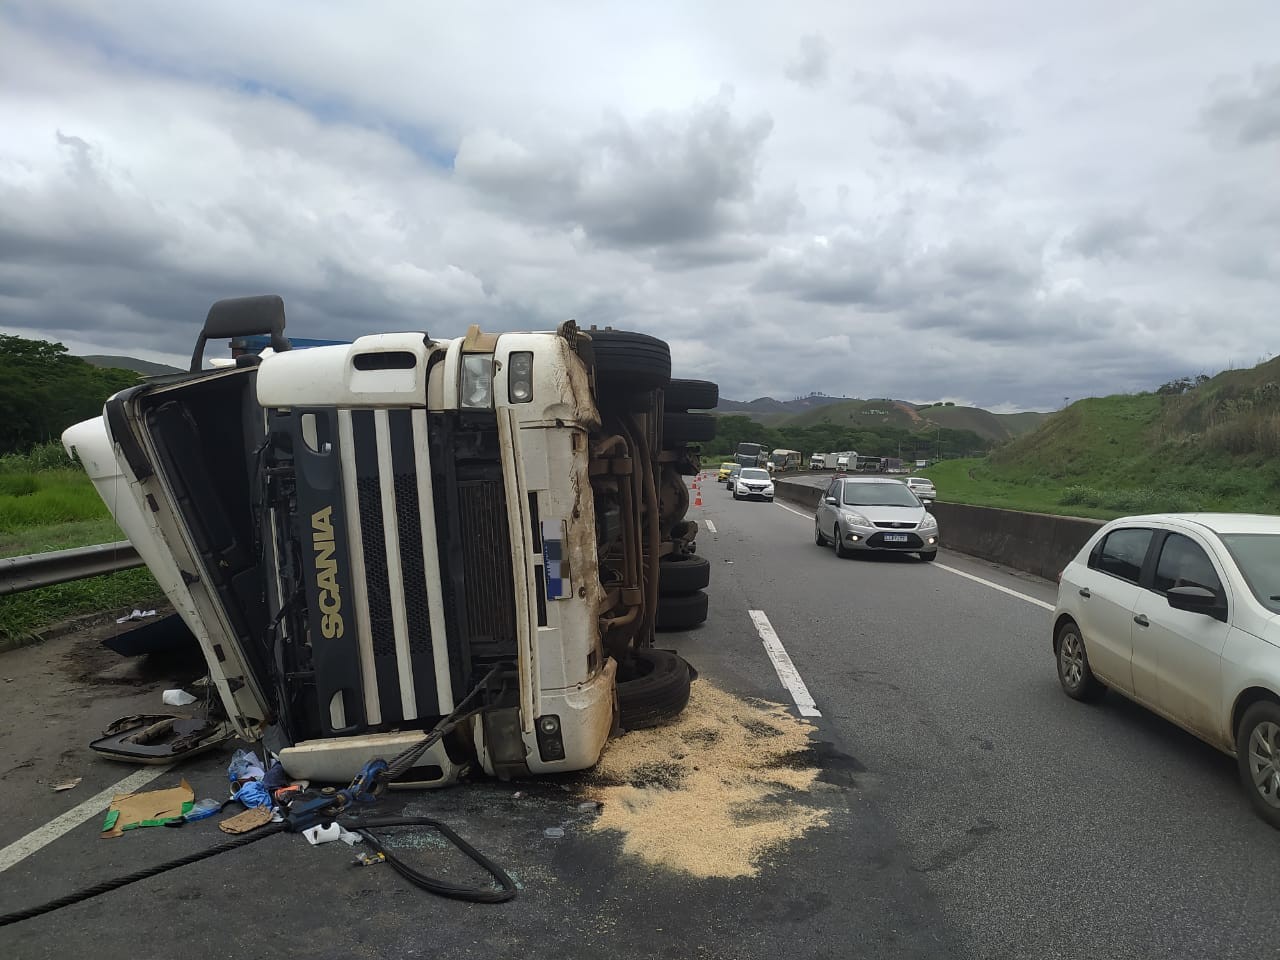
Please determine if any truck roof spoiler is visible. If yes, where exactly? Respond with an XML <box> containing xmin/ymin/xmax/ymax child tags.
<box><xmin>191</xmin><ymin>295</ymin><xmax>291</xmax><ymax>372</ymax></box>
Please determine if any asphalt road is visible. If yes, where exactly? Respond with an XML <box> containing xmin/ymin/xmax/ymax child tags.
<box><xmin>2</xmin><ymin>477</ymin><xmax>1277</xmax><ymax>958</ymax></box>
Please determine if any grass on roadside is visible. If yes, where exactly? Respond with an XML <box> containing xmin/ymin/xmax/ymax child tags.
<box><xmin>0</xmin><ymin>441</ymin><xmax>161</xmax><ymax>645</ymax></box>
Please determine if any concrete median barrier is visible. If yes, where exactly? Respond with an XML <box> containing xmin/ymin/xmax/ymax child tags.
<box><xmin>774</xmin><ymin>479</ymin><xmax>1101</xmax><ymax>581</ymax></box>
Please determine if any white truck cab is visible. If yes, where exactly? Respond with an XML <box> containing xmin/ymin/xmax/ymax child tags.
<box><xmin>65</xmin><ymin>296</ymin><xmax>716</xmax><ymax>785</ymax></box>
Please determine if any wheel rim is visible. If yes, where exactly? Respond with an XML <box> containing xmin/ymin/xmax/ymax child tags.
<box><xmin>1247</xmin><ymin>721</ymin><xmax>1280</xmax><ymax>809</ymax></box>
<box><xmin>1059</xmin><ymin>631</ymin><xmax>1084</xmax><ymax>689</ymax></box>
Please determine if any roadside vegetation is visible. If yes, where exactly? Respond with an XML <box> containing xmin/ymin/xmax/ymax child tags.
<box><xmin>1</xmin><ymin>446</ymin><xmax>163</xmax><ymax>646</ymax></box>
<box><xmin>922</xmin><ymin>357</ymin><xmax>1280</xmax><ymax>519</ymax></box>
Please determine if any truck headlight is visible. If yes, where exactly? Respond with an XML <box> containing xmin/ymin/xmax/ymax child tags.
<box><xmin>460</xmin><ymin>354</ymin><xmax>495</xmax><ymax>409</ymax></box>
<box><xmin>507</xmin><ymin>351</ymin><xmax>534</xmax><ymax>403</ymax></box>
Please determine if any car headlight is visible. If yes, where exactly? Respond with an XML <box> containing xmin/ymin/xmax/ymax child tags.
<box><xmin>460</xmin><ymin>354</ymin><xmax>495</xmax><ymax>408</ymax></box>
<box><xmin>919</xmin><ymin>513</ymin><xmax>938</xmax><ymax>529</ymax></box>
<box><xmin>843</xmin><ymin>511</ymin><xmax>870</xmax><ymax>526</ymax></box>
<box><xmin>507</xmin><ymin>351</ymin><xmax>534</xmax><ymax>404</ymax></box>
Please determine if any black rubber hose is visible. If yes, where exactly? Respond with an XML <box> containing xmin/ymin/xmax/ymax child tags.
<box><xmin>350</xmin><ymin>816</ymin><xmax>517</xmax><ymax>903</ymax></box>
<box><xmin>0</xmin><ymin>823</ymin><xmax>286</xmax><ymax>928</ymax></box>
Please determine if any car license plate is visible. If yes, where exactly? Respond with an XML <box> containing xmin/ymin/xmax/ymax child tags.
<box><xmin>883</xmin><ymin>534</ymin><xmax>909</xmax><ymax>543</ymax></box>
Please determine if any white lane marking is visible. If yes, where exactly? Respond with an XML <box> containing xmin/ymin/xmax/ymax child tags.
<box><xmin>934</xmin><ymin>562</ymin><xmax>1055</xmax><ymax>611</ymax></box>
<box><xmin>0</xmin><ymin>765</ymin><xmax>170</xmax><ymax>873</ymax></box>
<box><xmin>748</xmin><ymin>610</ymin><xmax>822</xmax><ymax>717</ymax></box>
<box><xmin>773</xmin><ymin>500</ymin><xmax>813</xmax><ymax>521</ymax></box>
<box><xmin>770</xmin><ymin>497</ymin><xmax>1052</xmax><ymax>611</ymax></box>
<box><xmin>704</xmin><ymin>519</ymin><xmax>717</xmax><ymax>534</ymax></box>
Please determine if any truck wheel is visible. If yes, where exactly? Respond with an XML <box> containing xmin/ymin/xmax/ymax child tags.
<box><xmin>655</xmin><ymin>590</ymin><xmax>709</xmax><ymax>631</ymax></box>
<box><xmin>665</xmin><ymin>379</ymin><xmax>718</xmax><ymax>411</ymax></box>
<box><xmin>616</xmin><ymin>649</ymin><xmax>694</xmax><ymax>730</ymax></box>
<box><xmin>662</xmin><ymin>412</ymin><xmax>717</xmax><ymax>444</ymax></box>
<box><xmin>659</xmin><ymin>554</ymin><xmax>711</xmax><ymax>595</ymax></box>
<box><xmin>587</xmin><ymin>328</ymin><xmax>671</xmax><ymax>393</ymax></box>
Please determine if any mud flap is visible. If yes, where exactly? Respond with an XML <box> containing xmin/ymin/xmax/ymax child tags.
<box><xmin>90</xmin><ymin>714</ymin><xmax>235</xmax><ymax>764</ymax></box>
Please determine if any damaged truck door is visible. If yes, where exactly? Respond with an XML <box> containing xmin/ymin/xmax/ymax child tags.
<box><xmin>63</xmin><ymin>296</ymin><xmax>715</xmax><ymax>786</ymax></box>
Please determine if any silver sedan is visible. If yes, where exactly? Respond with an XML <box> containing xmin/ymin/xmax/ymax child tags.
<box><xmin>814</xmin><ymin>476</ymin><xmax>939</xmax><ymax>560</ymax></box>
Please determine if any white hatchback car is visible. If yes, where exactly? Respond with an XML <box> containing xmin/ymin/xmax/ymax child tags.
<box><xmin>1053</xmin><ymin>513</ymin><xmax>1280</xmax><ymax>827</ymax></box>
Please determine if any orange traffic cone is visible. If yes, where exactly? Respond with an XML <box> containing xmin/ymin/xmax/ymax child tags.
<box><xmin>694</xmin><ymin>490</ymin><xmax>703</xmax><ymax>506</ymax></box>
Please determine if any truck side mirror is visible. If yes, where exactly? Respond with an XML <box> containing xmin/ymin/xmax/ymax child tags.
<box><xmin>191</xmin><ymin>295</ymin><xmax>291</xmax><ymax>372</ymax></box>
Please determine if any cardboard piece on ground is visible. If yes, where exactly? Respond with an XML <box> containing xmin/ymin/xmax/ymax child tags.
<box><xmin>219</xmin><ymin>806</ymin><xmax>273</xmax><ymax>835</ymax></box>
<box><xmin>101</xmin><ymin>778</ymin><xmax>195</xmax><ymax>838</ymax></box>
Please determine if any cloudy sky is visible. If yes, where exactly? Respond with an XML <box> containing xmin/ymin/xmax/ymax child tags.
<box><xmin>2</xmin><ymin>2</ymin><xmax>1277</xmax><ymax>410</ymax></box>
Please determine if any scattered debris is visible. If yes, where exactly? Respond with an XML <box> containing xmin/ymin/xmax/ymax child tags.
<box><xmin>91</xmin><ymin>714</ymin><xmax>234</xmax><ymax>763</ymax></box>
<box><xmin>353</xmin><ymin>851</ymin><xmax>386</xmax><ymax>867</ymax></box>
<box><xmin>576</xmin><ymin>801</ymin><xmax>601</xmax><ymax>813</ymax></box>
<box><xmin>115</xmin><ymin>609</ymin><xmax>157</xmax><ymax>624</ymax></box>
<box><xmin>218</xmin><ymin>806</ymin><xmax>273</xmax><ymax>835</ymax></box>
<box><xmin>543</xmin><ymin>827</ymin><xmax>565</xmax><ymax>839</ymax></box>
<box><xmin>302</xmin><ymin>823</ymin><xmax>362</xmax><ymax>846</ymax></box>
<box><xmin>52</xmin><ymin>778</ymin><xmax>82</xmax><ymax>792</ymax></box>
<box><xmin>584</xmin><ymin>681</ymin><xmax>830</xmax><ymax>879</ymax></box>
<box><xmin>162</xmin><ymin>689</ymin><xmax>197</xmax><ymax>706</ymax></box>
<box><xmin>183</xmin><ymin>798</ymin><xmax>226</xmax><ymax>822</ymax></box>
<box><xmin>101</xmin><ymin>778</ymin><xmax>196</xmax><ymax>838</ymax></box>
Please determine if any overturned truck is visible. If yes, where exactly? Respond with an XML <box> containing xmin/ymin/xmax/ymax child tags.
<box><xmin>64</xmin><ymin>296</ymin><xmax>717</xmax><ymax>785</ymax></box>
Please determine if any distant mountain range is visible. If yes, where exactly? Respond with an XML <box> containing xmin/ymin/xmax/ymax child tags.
<box><xmin>80</xmin><ymin>355</ymin><xmax>184</xmax><ymax>377</ymax></box>
<box><xmin>715</xmin><ymin>395</ymin><xmax>1048</xmax><ymax>443</ymax></box>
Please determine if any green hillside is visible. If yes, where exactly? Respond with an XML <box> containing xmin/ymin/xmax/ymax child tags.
<box><xmin>785</xmin><ymin>399</ymin><xmax>922</xmax><ymax>431</ymax></box>
<box><xmin>927</xmin><ymin>359</ymin><xmax>1280</xmax><ymax>518</ymax></box>
<box><xmin>781</xmin><ymin>398</ymin><xmax>1046</xmax><ymax>443</ymax></box>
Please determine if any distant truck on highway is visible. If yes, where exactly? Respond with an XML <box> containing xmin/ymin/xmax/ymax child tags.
<box><xmin>734</xmin><ymin>442</ymin><xmax>769</xmax><ymax>468</ymax></box>
<box><xmin>771</xmin><ymin>449</ymin><xmax>803</xmax><ymax>473</ymax></box>
<box><xmin>809</xmin><ymin>453</ymin><xmax>842</xmax><ymax>470</ymax></box>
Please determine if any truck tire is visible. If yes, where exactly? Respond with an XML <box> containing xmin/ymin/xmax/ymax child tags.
<box><xmin>665</xmin><ymin>379</ymin><xmax>718</xmax><ymax>411</ymax></box>
<box><xmin>655</xmin><ymin>590</ymin><xmax>709</xmax><ymax>631</ymax></box>
<box><xmin>587</xmin><ymin>328</ymin><xmax>671</xmax><ymax>394</ymax></box>
<box><xmin>659</xmin><ymin>554</ymin><xmax>711</xmax><ymax>595</ymax></box>
<box><xmin>616</xmin><ymin>649</ymin><xmax>694</xmax><ymax>730</ymax></box>
<box><xmin>662</xmin><ymin>412</ymin><xmax>717</xmax><ymax>444</ymax></box>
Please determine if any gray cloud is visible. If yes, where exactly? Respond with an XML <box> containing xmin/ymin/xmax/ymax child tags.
<box><xmin>1203</xmin><ymin>64</ymin><xmax>1280</xmax><ymax>147</ymax></box>
<box><xmin>455</xmin><ymin>93</ymin><xmax>793</xmax><ymax>252</ymax></box>
<box><xmin>1065</xmin><ymin>210</ymin><xmax>1160</xmax><ymax>261</ymax></box>
<box><xmin>851</xmin><ymin>71</ymin><xmax>1004</xmax><ymax>155</ymax></box>
<box><xmin>785</xmin><ymin>35</ymin><xmax>831</xmax><ymax>88</ymax></box>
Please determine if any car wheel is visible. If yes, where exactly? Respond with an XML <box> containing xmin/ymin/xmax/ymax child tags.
<box><xmin>919</xmin><ymin>551</ymin><xmax>937</xmax><ymax>562</ymax></box>
<box><xmin>1055</xmin><ymin>619</ymin><xmax>1106</xmax><ymax>702</ymax></box>
<box><xmin>815</xmin><ymin>521</ymin><xmax>826</xmax><ymax>546</ymax></box>
<box><xmin>616</xmin><ymin>649</ymin><xmax>694</xmax><ymax>730</ymax></box>
<box><xmin>1236</xmin><ymin>701</ymin><xmax>1280</xmax><ymax>829</ymax></box>
<box><xmin>587</xmin><ymin>328</ymin><xmax>671</xmax><ymax>394</ymax></box>
<box><xmin>659</xmin><ymin>554</ymin><xmax>711</xmax><ymax>595</ymax></box>
<box><xmin>664</xmin><ymin>378</ymin><xmax>719</xmax><ymax>411</ymax></box>
<box><xmin>655</xmin><ymin>590</ymin><xmax>709</xmax><ymax>631</ymax></box>
<box><xmin>733</xmin><ymin>490</ymin><xmax>741</xmax><ymax>500</ymax></box>
<box><xmin>834</xmin><ymin>525</ymin><xmax>850</xmax><ymax>558</ymax></box>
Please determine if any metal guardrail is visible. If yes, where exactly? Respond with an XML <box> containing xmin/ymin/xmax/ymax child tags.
<box><xmin>0</xmin><ymin>541</ymin><xmax>143</xmax><ymax>596</ymax></box>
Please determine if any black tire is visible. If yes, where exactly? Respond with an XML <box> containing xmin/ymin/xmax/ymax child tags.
<box><xmin>919</xmin><ymin>551</ymin><xmax>937</xmax><ymax>562</ymax></box>
<box><xmin>815</xmin><ymin>522</ymin><xmax>826</xmax><ymax>546</ymax></box>
<box><xmin>834</xmin><ymin>525</ymin><xmax>850</xmax><ymax>558</ymax></box>
<box><xmin>616</xmin><ymin>649</ymin><xmax>694</xmax><ymax>730</ymax></box>
<box><xmin>587</xmin><ymin>328</ymin><xmax>671</xmax><ymax>394</ymax></box>
<box><xmin>665</xmin><ymin>379</ymin><xmax>718</xmax><ymax>411</ymax></box>
<box><xmin>659</xmin><ymin>554</ymin><xmax>711</xmax><ymax>595</ymax></box>
<box><xmin>1236</xmin><ymin>701</ymin><xmax>1280</xmax><ymax>829</ymax></box>
<box><xmin>1055</xmin><ymin>619</ymin><xmax>1106</xmax><ymax>702</ymax></box>
<box><xmin>662</xmin><ymin>412</ymin><xmax>717</xmax><ymax>444</ymax></box>
<box><xmin>655</xmin><ymin>590</ymin><xmax>709</xmax><ymax>631</ymax></box>
<box><xmin>732</xmin><ymin>490</ymin><xmax>741</xmax><ymax>500</ymax></box>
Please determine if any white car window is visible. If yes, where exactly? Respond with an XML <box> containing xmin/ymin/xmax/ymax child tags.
<box><xmin>740</xmin><ymin>468</ymin><xmax>770</xmax><ymax>481</ymax></box>
<box><xmin>1090</xmin><ymin>528</ymin><xmax>1152</xmax><ymax>584</ymax></box>
<box><xmin>1219</xmin><ymin>533</ymin><xmax>1280</xmax><ymax>613</ymax></box>
<box><xmin>1153</xmin><ymin>534</ymin><xmax>1222</xmax><ymax>597</ymax></box>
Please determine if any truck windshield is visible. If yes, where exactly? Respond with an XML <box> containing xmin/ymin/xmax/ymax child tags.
<box><xmin>843</xmin><ymin>483</ymin><xmax>920</xmax><ymax>507</ymax></box>
<box><xmin>1219</xmin><ymin>533</ymin><xmax>1280</xmax><ymax>614</ymax></box>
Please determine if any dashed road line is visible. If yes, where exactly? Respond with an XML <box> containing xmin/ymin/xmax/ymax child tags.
<box><xmin>704</xmin><ymin>519</ymin><xmax>717</xmax><ymax>534</ymax></box>
<box><xmin>748</xmin><ymin>610</ymin><xmax>822</xmax><ymax>717</ymax></box>
<box><xmin>933</xmin><ymin>562</ymin><xmax>1055</xmax><ymax>611</ymax></box>
<box><xmin>0</xmin><ymin>765</ymin><xmax>170</xmax><ymax>874</ymax></box>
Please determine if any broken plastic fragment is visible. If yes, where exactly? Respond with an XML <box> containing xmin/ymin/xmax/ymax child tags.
<box><xmin>543</xmin><ymin>827</ymin><xmax>565</xmax><ymax>839</ymax></box>
<box><xmin>162</xmin><ymin>689</ymin><xmax>198</xmax><ymax>706</ymax></box>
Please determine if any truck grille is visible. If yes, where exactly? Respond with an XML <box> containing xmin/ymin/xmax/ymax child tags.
<box><xmin>457</xmin><ymin>480</ymin><xmax>516</xmax><ymax>648</ymax></box>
